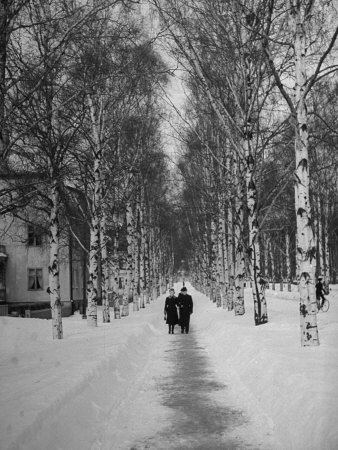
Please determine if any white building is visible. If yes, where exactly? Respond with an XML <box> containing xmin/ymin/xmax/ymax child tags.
<box><xmin>0</xmin><ymin>213</ymin><xmax>87</xmax><ymax>318</ymax></box>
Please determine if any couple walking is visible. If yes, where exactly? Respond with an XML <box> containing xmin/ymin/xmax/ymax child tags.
<box><xmin>164</xmin><ymin>286</ymin><xmax>193</xmax><ymax>334</ymax></box>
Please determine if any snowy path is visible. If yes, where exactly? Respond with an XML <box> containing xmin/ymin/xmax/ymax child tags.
<box><xmin>127</xmin><ymin>330</ymin><xmax>257</xmax><ymax>450</ymax></box>
<box><xmin>89</xmin><ymin>286</ymin><xmax>277</xmax><ymax>450</ymax></box>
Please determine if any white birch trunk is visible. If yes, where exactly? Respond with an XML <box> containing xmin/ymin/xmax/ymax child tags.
<box><xmin>48</xmin><ymin>179</ymin><xmax>63</xmax><ymax>339</ymax></box>
<box><xmin>110</xmin><ymin>213</ymin><xmax>121</xmax><ymax>319</ymax></box>
<box><xmin>151</xmin><ymin>228</ymin><xmax>158</xmax><ymax>301</ymax></box>
<box><xmin>269</xmin><ymin>239</ymin><xmax>275</xmax><ymax>290</ymax></box>
<box><xmin>218</xmin><ymin>202</ymin><xmax>226</xmax><ymax>309</ymax></box>
<box><xmin>234</xmin><ymin>157</ymin><xmax>245</xmax><ymax>315</ymax></box>
<box><xmin>87</xmin><ymin>220</ymin><xmax>99</xmax><ymax>327</ymax></box>
<box><xmin>227</xmin><ymin>203</ymin><xmax>234</xmax><ymax>311</ymax></box>
<box><xmin>323</xmin><ymin>197</ymin><xmax>330</xmax><ymax>284</ymax></box>
<box><xmin>87</xmin><ymin>95</ymin><xmax>102</xmax><ymax>328</ymax></box>
<box><xmin>125</xmin><ymin>202</ymin><xmax>133</xmax><ymax>316</ymax></box>
<box><xmin>145</xmin><ymin>216</ymin><xmax>151</xmax><ymax>304</ymax></box>
<box><xmin>245</xmin><ymin>150</ymin><xmax>267</xmax><ymax>325</ymax></box>
<box><xmin>133</xmin><ymin>205</ymin><xmax>140</xmax><ymax>311</ymax></box>
<box><xmin>210</xmin><ymin>217</ymin><xmax>218</xmax><ymax>304</ymax></box>
<box><xmin>112</xmin><ymin>225</ymin><xmax>121</xmax><ymax>319</ymax></box>
<box><xmin>285</xmin><ymin>230</ymin><xmax>292</xmax><ymax>292</ymax></box>
<box><xmin>226</xmin><ymin>151</ymin><xmax>235</xmax><ymax>310</ymax></box>
<box><xmin>264</xmin><ymin>235</ymin><xmax>269</xmax><ymax>288</ymax></box>
<box><xmin>101</xmin><ymin>210</ymin><xmax>110</xmax><ymax>323</ymax></box>
<box><xmin>149</xmin><ymin>222</ymin><xmax>156</xmax><ymax>301</ymax></box>
<box><xmin>139</xmin><ymin>186</ymin><xmax>146</xmax><ymax>308</ymax></box>
<box><xmin>290</xmin><ymin>0</ymin><xmax>319</xmax><ymax>346</ymax></box>
<box><xmin>317</xmin><ymin>194</ymin><xmax>323</xmax><ymax>277</ymax></box>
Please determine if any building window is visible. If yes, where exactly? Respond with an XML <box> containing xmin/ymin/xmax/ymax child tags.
<box><xmin>28</xmin><ymin>225</ymin><xmax>42</xmax><ymax>246</ymax></box>
<box><xmin>28</xmin><ymin>268</ymin><xmax>43</xmax><ymax>290</ymax></box>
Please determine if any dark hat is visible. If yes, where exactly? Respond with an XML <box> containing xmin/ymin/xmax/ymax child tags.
<box><xmin>181</xmin><ymin>286</ymin><xmax>187</xmax><ymax>292</ymax></box>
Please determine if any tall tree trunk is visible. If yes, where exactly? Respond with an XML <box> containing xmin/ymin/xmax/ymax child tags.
<box><xmin>151</xmin><ymin>224</ymin><xmax>158</xmax><ymax>301</ymax></box>
<box><xmin>133</xmin><ymin>201</ymin><xmax>140</xmax><ymax>311</ymax></box>
<box><xmin>48</xmin><ymin>178</ymin><xmax>63</xmax><ymax>339</ymax></box>
<box><xmin>234</xmin><ymin>156</ymin><xmax>245</xmax><ymax>315</ymax></box>
<box><xmin>87</xmin><ymin>218</ymin><xmax>100</xmax><ymax>327</ymax></box>
<box><xmin>269</xmin><ymin>239</ymin><xmax>275</xmax><ymax>290</ymax></box>
<box><xmin>323</xmin><ymin>196</ymin><xmax>330</xmax><ymax>284</ymax></box>
<box><xmin>210</xmin><ymin>216</ymin><xmax>217</xmax><ymax>303</ymax></box>
<box><xmin>145</xmin><ymin>210</ymin><xmax>151</xmax><ymax>304</ymax></box>
<box><xmin>246</xmin><ymin>151</ymin><xmax>267</xmax><ymax>325</ymax></box>
<box><xmin>264</xmin><ymin>235</ymin><xmax>269</xmax><ymax>286</ymax></box>
<box><xmin>226</xmin><ymin>151</ymin><xmax>234</xmax><ymax>310</ymax></box>
<box><xmin>317</xmin><ymin>194</ymin><xmax>323</xmax><ymax>277</ymax></box>
<box><xmin>125</xmin><ymin>201</ymin><xmax>133</xmax><ymax>316</ymax></box>
<box><xmin>87</xmin><ymin>95</ymin><xmax>102</xmax><ymax>328</ymax></box>
<box><xmin>112</xmin><ymin>221</ymin><xmax>120</xmax><ymax>319</ymax></box>
<box><xmin>285</xmin><ymin>230</ymin><xmax>292</xmax><ymax>292</ymax></box>
<box><xmin>101</xmin><ymin>210</ymin><xmax>110</xmax><ymax>323</ymax></box>
<box><xmin>218</xmin><ymin>197</ymin><xmax>226</xmax><ymax>309</ymax></box>
<box><xmin>139</xmin><ymin>185</ymin><xmax>146</xmax><ymax>308</ymax></box>
<box><xmin>227</xmin><ymin>202</ymin><xmax>234</xmax><ymax>311</ymax></box>
<box><xmin>291</xmin><ymin>0</ymin><xmax>319</xmax><ymax>346</ymax></box>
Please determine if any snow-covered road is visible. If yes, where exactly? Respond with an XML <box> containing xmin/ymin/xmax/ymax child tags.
<box><xmin>1</xmin><ymin>282</ymin><xmax>338</xmax><ymax>449</ymax></box>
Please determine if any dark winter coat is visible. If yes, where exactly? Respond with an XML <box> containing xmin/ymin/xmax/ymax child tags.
<box><xmin>177</xmin><ymin>293</ymin><xmax>193</xmax><ymax>327</ymax></box>
<box><xmin>316</xmin><ymin>281</ymin><xmax>325</xmax><ymax>299</ymax></box>
<box><xmin>164</xmin><ymin>296</ymin><xmax>178</xmax><ymax>325</ymax></box>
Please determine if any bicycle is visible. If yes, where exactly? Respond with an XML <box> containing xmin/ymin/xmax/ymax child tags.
<box><xmin>317</xmin><ymin>297</ymin><xmax>330</xmax><ymax>313</ymax></box>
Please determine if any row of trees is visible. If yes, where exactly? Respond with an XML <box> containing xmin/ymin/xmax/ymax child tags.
<box><xmin>0</xmin><ymin>0</ymin><xmax>176</xmax><ymax>339</ymax></box>
<box><xmin>152</xmin><ymin>0</ymin><xmax>338</xmax><ymax>346</ymax></box>
<box><xmin>1</xmin><ymin>0</ymin><xmax>337</xmax><ymax>347</ymax></box>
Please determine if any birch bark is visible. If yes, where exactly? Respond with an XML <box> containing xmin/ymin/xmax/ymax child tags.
<box><xmin>317</xmin><ymin>194</ymin><xmax>323</xmax><ymax>277</ymax></box>
<box><xmin>217</xmin><ymin>199</ymin><xmax>226</xmax><ymax>309</ymax></box>
<box><xmin>210</xmin><ymin>217</ymin><xmax>218</xmax><ymax>304</ymax></box>
<box><xmin>48</xmin><ymin>178</ymin><xmax>63</xmax><ymax>339</ymax></box>
<box><xmin>285</xmin><ymin>230</ymin><xmax>292</xmax><ymax>292</ymax></box>
<box><xmin>290</xmin><ymin>0</ymin><xmax>319</xmax><ymax>346</ymax></box>
<box><xmin>101</xmin><ymin>209</ymin><xmax>110</xmax><ymax>323</ymax></box>
<box><xmin>112</xmin><ymin>222</ymin><xmax>121</xmax><ymax>319</ymax></box>
<box><xmin>227</xmin><ymin>202</ymin><xmax>234</xmax><ymax>311</ymax></box>
<box><xmin>234</xmin><ymin>156</ymin><xmax>245</xmax><ymax>315</ymax></box>
<box><xmin>133</xmin><ymin>201</ymin><xmax>140</xmax><ymax>311</ymax></box>
<box><xmin>125</xmin><ymin>201</ymin><xmax>134</xmax><ymax>315</ymax></box>
<box><xmin>269</xmin><ymin>239</ymin><xmax>275</xmax><ymax>290</ymax></box>
<box><xmin>246</xmin><ymin>150</ymin><xmax>267</xmax><ymax>324</ymax></box>
<box><xmin>86</xmin><ymin>94</ymin><xmax>102</xmax><ymax>327</ymax></box>
<box><xmin>139</xmin><ymin>185</ymin><xmax>146</xmax><ymax>308</ymax></box>
<box><xmin>323</xmin><ymin>196</ymin><xmax>330</xmax><ymax>284</ymax></box>
<box><xmin>240</xmin><ymin>9</ymin><xmax>267</xmax><ymax>325</ymax></box>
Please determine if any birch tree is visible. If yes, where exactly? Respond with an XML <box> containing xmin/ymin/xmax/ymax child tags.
<box><xmin>11</xmin><ymin>0</ymin><xmax>93</xmax><ymax>339</ymax></box>
<box><xmin>263</xmin><ymin>0</ymin><xmax>338</xmax><ymax>345</ymax></box>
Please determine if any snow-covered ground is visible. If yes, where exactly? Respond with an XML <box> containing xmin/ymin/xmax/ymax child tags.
<box><xmin>0</xmin><ymin>283</ymin><xmax>337</xmax><ymax>450</ymax></box>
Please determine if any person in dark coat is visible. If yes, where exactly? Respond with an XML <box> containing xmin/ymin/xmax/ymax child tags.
<box><xmin>177</xmin><ymin>286</ymin><xmax>193</xmax><ymax>334</ymax></box>
<box><xmin>164</xmin><ymin>288</ymin><xmax>178</xmax><ymax>334</ymax></box>
<box><xmin>315</xmin><ymin>276</ymin><xmax>326</xmax><ymax>308</ymax></box>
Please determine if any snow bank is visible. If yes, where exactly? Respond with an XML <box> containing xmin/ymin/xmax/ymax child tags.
<box><xmin>0</xmin><ymin>304</ymin><xmax>166</xmax><ymax>450</ymax></box>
